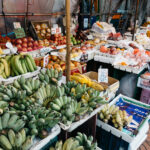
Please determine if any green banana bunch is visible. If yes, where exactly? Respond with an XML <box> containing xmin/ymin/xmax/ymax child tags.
<box><xmin>13</xmin><ymin>76</ymin><xmax>41</xmax><ymax>96</ymax></box>
<box><xmin>49</xmin><ymin>133</ymin><xmax>97</xmax><ymax>150</ymax></box>
<box><xmin>0</xmin><ymin>112</ymin><xmax>25</xmax><ymax>132</ymax></box>
<box><xmin>0</xmin><ymin>84</ymin><xmax>27</xmax><ymax>102</ymax></box>
<box><xmin>38</xmin><ymin>68</ymin><xmax>63</xmax><ymax>85</ymax></box>
<box><xmin>0</xmin><ymin>128</ymin><xmax>33</xmax><ymax>150</ymax></box>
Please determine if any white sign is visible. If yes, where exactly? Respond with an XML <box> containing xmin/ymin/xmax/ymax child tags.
<box><xmin>84</xmin><ymin>18</ymin><xmax>88</xmax><ymax>28</ymax></box>
<box><xmin>98</xmin><ymin>68</ymin><xmax>108</xmax><ymax>83</ymax></box>
<box><xmin>43</xmin><ymin>54</ymin><xmax>49</xmax><ymax>67</ymax></box>
<box><xmin>87</xmin><ymin>35</ymin><xmax>93</xmax><ymax>40</ymax></box>
<box><xmin>51</xmin><ymin>27</ymin><xmax>61</xmax><ymax>35</ymax></box>
<box><xmin>40</xmin><ymin>47</ymin><xmax>53</xmax><ymax>53</ymax></box>
<box><xmin>13</xmin><ymin>22</ymin><xmax>21</xmax><ymax>29</ymax></box>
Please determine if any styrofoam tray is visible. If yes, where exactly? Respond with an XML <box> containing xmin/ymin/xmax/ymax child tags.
<box><xmin>0</xmin><ymin>67</ymin><xmax>41</xmax><ymax>85</ymax></box>
<box><xmin>94</xmin><ymin>55</ymin><xmax>115</xmax><ymax>64</ymax></box>
<box><xmin>113</xmin><ymin>64</ymin><xmax>148</xmax><ymax>74</ymax></box>
<box><xmin>30</xmin><ymin>125</ymin><xmax>61</xmax><ymax>150</ymax></box>
<box><xmin>97</xmin><ymin>94</ymin><xmax>150</xmax><ymax>143</ymax></box>
<box><xmin>59</xmin><ymin>105</ymin><xmax>104</xmax><ymax>132</ymax></box>
<box><xmin>137</xmin><ymin>77</ymin><xmax>150</xmax><ymax>90</ymax></box>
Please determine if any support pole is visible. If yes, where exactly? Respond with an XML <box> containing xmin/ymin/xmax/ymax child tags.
<box><xmin>66</xmin><ymin>0</ymin><xmax>71</xmax><ymax>81</ymax></box>
<box><xmin>132</xmin><ymin>0</ymin><xmax>139</xmax><ymax>41</ymax></box>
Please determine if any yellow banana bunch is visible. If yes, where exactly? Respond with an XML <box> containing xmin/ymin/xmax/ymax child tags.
<box><xmin>71</xmin><ymin>73</ymin><xmax>104</xmax><ymax>91</ymax></box>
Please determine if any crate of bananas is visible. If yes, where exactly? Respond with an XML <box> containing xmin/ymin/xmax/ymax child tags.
<box><xmin>99</xmin><ymin>104</ymin><xmax>133</xmax><ymax>131</ymax></box>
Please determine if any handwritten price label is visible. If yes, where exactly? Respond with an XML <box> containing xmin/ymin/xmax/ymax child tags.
<box><xmin>98</xmin><ymin>68</ymin><xmax>108</xmax><ymax>83</ymax></box>
<box><xmin>43</xmin><ymin>54</ymin><xmax>49</xmax><ymax>67</ymax></box>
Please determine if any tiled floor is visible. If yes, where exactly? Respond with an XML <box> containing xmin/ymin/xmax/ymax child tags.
<box><xmin>138</xmin><ymin>125</ymin><xmax>150</xmax><ymax>150</ymax></box>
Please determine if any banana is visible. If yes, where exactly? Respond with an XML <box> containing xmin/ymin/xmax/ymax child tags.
<box><xmin>63</xmin><ymin>138</ymin><xmax>72</xmax><ymax>150</ymax></box>
<box><xmin>14</xmin><ymin>55</ymin><xmax>24</xmax><ymax>74</ymax></box>
<box><xmin>0</xmin><ymin>135</ymin><xmax>12</xmax><ymax>150</ymax></box>
<box><xmin>20</xmin><ymin>129</ymin><xmax>26</xmax><ymax>144</ymax></box>
<box><xmin>15</xmin><ymin>132</ymin><xmax>23</xmax><ymax>147</ymax></box>
<box><xmin>24</xmin><ymin>58</ymin><xmax>30</xmax><ymax>72</ymax></box>
<box><xmin>2</xmin><ymin>112</ymin><xmax>10</xmax><ymax>129</ymax></box>
<box><xmin>8</xmin><ymin>129</ymin><xmax>16</xmax><ymax>146</ymax></box>
<box><xmin>0</xmin><ymin>63</ymin><xmax>4</xmax><ymax>75</ymax></box>
<box><xmin>7</xmin><ymin>114</ymin><xmax>19</xmax><ymax>128</ymax></box>
<box><xmin>21</xmin><ymin>59</ymin><xmax>28</xmax><ymax>74</ymax></box>
<box><xmin>0</xmin><ymin>58</ymin><xmax>10</xmax><ymax>77</ymax></box>
<box><xmin>22</xmin><ymin>136</ymin><xmax>32</xmax><ymax>150</ymax></box>
<box><xmin>25</xmin><ymin>56</ymin><xmax>34</xmax><ymax>72</ymax></box>
<box><xmin>26</xmin><ymin>54</ymin><xmax>37</xmax><ymax>70</ymax></box>
<box><xmin>11</xmin><ymin>56</ymin><xmax>19</xmax><ymax>76</ymax></box>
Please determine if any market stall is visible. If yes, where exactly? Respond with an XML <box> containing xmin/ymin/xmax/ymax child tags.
<box><xmin>0</xmin><ymin>0</ymin><xmax>150</xmax><ymax>150</ymax></box>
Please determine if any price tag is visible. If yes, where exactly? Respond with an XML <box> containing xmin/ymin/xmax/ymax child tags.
<box><xmin>14</xmin><ymin>28</ymin><xmax>26</xmax><ymax>39</ymax></box>
<box><xmin>98</xmin><ymin>68</ymin><xmax>108</xmax><ymax>83</ymax></box>
<box><xmin>87</xmin><ymin>35</ymin><xmax>93</xmax><ymax>40</ymax></box>
<box><xmin>13</xmin><ymin>22</ymin><xmax>21</xmax><ymax>29</ymax></box>
<box><xmin>40</xmin><ymin>47</ymin><xmax>53</xmax><ymax>53</ymax></box>
<box><xmin>51</xmin><ymin>28</ymin><xmax>56</xmax><ymax>34</ymax></box>
<box><xmin>84</xmin><ymin>18</ymin><xmax>88</xmax><ymax>29</ymax></box>
<box><xmin>43</xmin><ymin>54</ymin><xmax>49</xmax><ymax>67</ymax></box>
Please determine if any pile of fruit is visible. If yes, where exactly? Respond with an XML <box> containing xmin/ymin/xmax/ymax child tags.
<box><xmin>0</xmin><ymin>33</ymin><xmax>11</xmax><ymax>49</ymax></box>
<box><xmin>12</xmin><ymin>37</ymin><xmax>54</xmax><ymax>52</ymax></box>
<box><xmin>49</xmin><ymin>132</ymin><xmax>97</xmax><ymax>150</ymax></box>
<box><xmin>35</xmin><ymin>55</ymin><xmax>84</xmax><ymax>72</ymax></box>
<box><xmin>100</xmin><ymin>45</ymin><xmax>124</xmax><ymax>55</ymax></box>
<box><xmin>99</xmin><ymin>104</ymin><xmax>133</xmax><ymax>131</ymax></box>
<box><xmin>0</xmin><ymin>53</ymin><xmax>37</xmax><ymax>79</ymax></box>
<box><xmin>71</xmin><ymin>35</ymin><xmax>81</xmax><ymax>45</ymax></box>
<box><xmin>34</xmin><ymin>23</ymin><xmax>51</xmax><ymax>39</ymax></box>
<box><xmin>70</xmin><ymin>73</ymin><xmax>104</xmax><ymax>91</ymax></box>
<box><xmin>50</xmin><ymin>34</ymin><xmax>66</xmax><ymax>46</ymax></box>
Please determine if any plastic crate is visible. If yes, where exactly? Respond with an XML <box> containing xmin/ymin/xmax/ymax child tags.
<box><xmin>96</xmin><ymin>94</ymin><xmax>150</xmax><ymax>150</ymax></box>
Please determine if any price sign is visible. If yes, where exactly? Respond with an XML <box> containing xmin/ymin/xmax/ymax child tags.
<box><xmin>51</xmin><ymin>27</ymin><xmax>61</xmax><ymax>35</ymax></box>
<box><xmin>14</xmin><ymin>28</ymin><xmax>26</xmax><ymax>39</ymax></box>
<box><xmin>13</xmin><ymin>22</ymin><xmax>21</xmax><ymax>29</ymax></box>
<box><xmin>43</xmin><ymin>54</ymin><xmax>49</xmax><ymax>67</ymax></box>
<box><xmin>40</xmin><ymin>47</ymin><xmax>53</xmax><ymax>53</ymax></box>
<box><xmin>98</xmin><ymin>68</ymin><xmax>108</xmax><ymax>83</ymax></box>
<box><xmin>84</xmin><ymin>18</ymin><xmax>88</xmax><ymax>29</ymax></box>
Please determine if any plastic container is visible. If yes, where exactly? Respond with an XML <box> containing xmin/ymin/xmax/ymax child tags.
<box><xmin>140</xmin><ymin>89</ymin><xmax>150</xmax><ymax>104</ymax></box>
<box><xmin>96</xmin><ymin>94</ymin><xmax>150</xmax><ymax>150</ymax></box>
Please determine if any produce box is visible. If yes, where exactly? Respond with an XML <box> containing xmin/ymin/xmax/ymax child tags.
<box><xmin>30</xmin><ymin>20</ymin><xmax>51</xmax><ymax>40</ymax></box>
<box><xmin>84</xmin><ymin>71</ymin><xmax>119</xmax><ymax>92</ymax></box>
<box><xmin>97</xmin><ymin>94</ymin><xmax>150</xmax><ymax>150</ymax></box>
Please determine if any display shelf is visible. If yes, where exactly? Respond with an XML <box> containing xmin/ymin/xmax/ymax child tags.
<box><xmin>113</xmin><ymin>64</ymin><xmax>148</xmax><ymax>74</ymax></box>
<box><xmin>30</xmin><ymin>125</ymin><xmax>61</xmax><ymax>150</ymax></box>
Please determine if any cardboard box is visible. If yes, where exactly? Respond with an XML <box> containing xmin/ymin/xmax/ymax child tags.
<box><xmin>84</xmin><ymin>71</ymin><xmax>119</xmax><ymax>92</ymax></box>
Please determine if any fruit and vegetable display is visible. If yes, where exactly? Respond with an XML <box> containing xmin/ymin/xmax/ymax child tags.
<box><xmin>33</xmin><ymin>22</ymin><xmax>51</xmax><ymax>39</ymax></box>
<box><xmin>71</xmin><ymin>35</ymin><xmax>81</xmax><ymax>45</ymax></box>
<box><xmin>49</xmin><ymin>132</ymin><xmax>97</xmax><ymax>150</ymax></box>
<box><xmin>12</xmin><ymin>37</ymin><xmax>53</xmax><ymax>52</ymax></box>
<box><xmin>0</xmin><ymin>33</ymin><xmax>11</xmax><ymax>49</ymax></box>
<box><xmin>99</xmin><ymin>104</ymin><xmax>133</xmax><ymax>131</ymax></box>
<box><xmin>58</xmin><ymin>47</ymin><xmax>82</xmax><ymax>59</ymax></box>
<box><xmin>50</xmin><ymin>34</ymin><xmax>66</xmax><ymax>46</ymax></box>
<box><xmin>70</xmin><ymin>73</ymin><xmax>104</xmax><ymax>91</ymax></box>
<box><xmin>100</xmin><ymin>45</ymin><xmax>124</xmax><ymax>55</ymax></box>
<box><xmin>35</xmin><ymin>55</ymin><xmax>85</xmax><ymax>72</ymax></box>
<box><xmin>0</xmin><ymin>53</ymin><xmax>37</xmax><ymax>79</ymax></box>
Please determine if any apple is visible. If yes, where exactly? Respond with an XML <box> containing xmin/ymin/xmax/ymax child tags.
<box><xmin>22</xmin><ymin>48</ymin><xmax>27</xmax><ymax>52</ymax></box>
<box><xmin>16</xmin><ymin>39</ymin><xmax>22</xmax><ymax>44</ymax></box>
<box><xmin>22</xmin><ymin>43</ymin><xmax>27</xmax><ymax>48</ymax></box>
<box><xmin>27</xmin><ymin>47</ymin><xmax>33</xmax><ymax>51</ymax></box>
<box><xmin>33</xmin><ymin>46</ymin><xmax>38</xmax><ymax>50</ymax></box>
<box><xmin>27</xmin><ymin>37</ymin><xmax>34</xmax><ymax>42</ymax></box>
<box><xmin>22</xmin><ymin>38</ymin><xmax>28</xmax><ymax>43</ymax></box>
<box><xmin>16</xmin><ymin>44</ymin><xmax>22</xmax><ymax>50</ymax></box>
<box><xmin>38</xmin><ymin>46</ymin><xmax>44</xmax><ymax>49</ymax></box>
<box><xmin>28</xmin><ymin>42</ymin><xmax>33</xmax><ymax>47</ymax></box>
<box><xmin>33</xmin><ymin>41</ymin><xmax>39</xmax><ymax>47</ymax></box>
